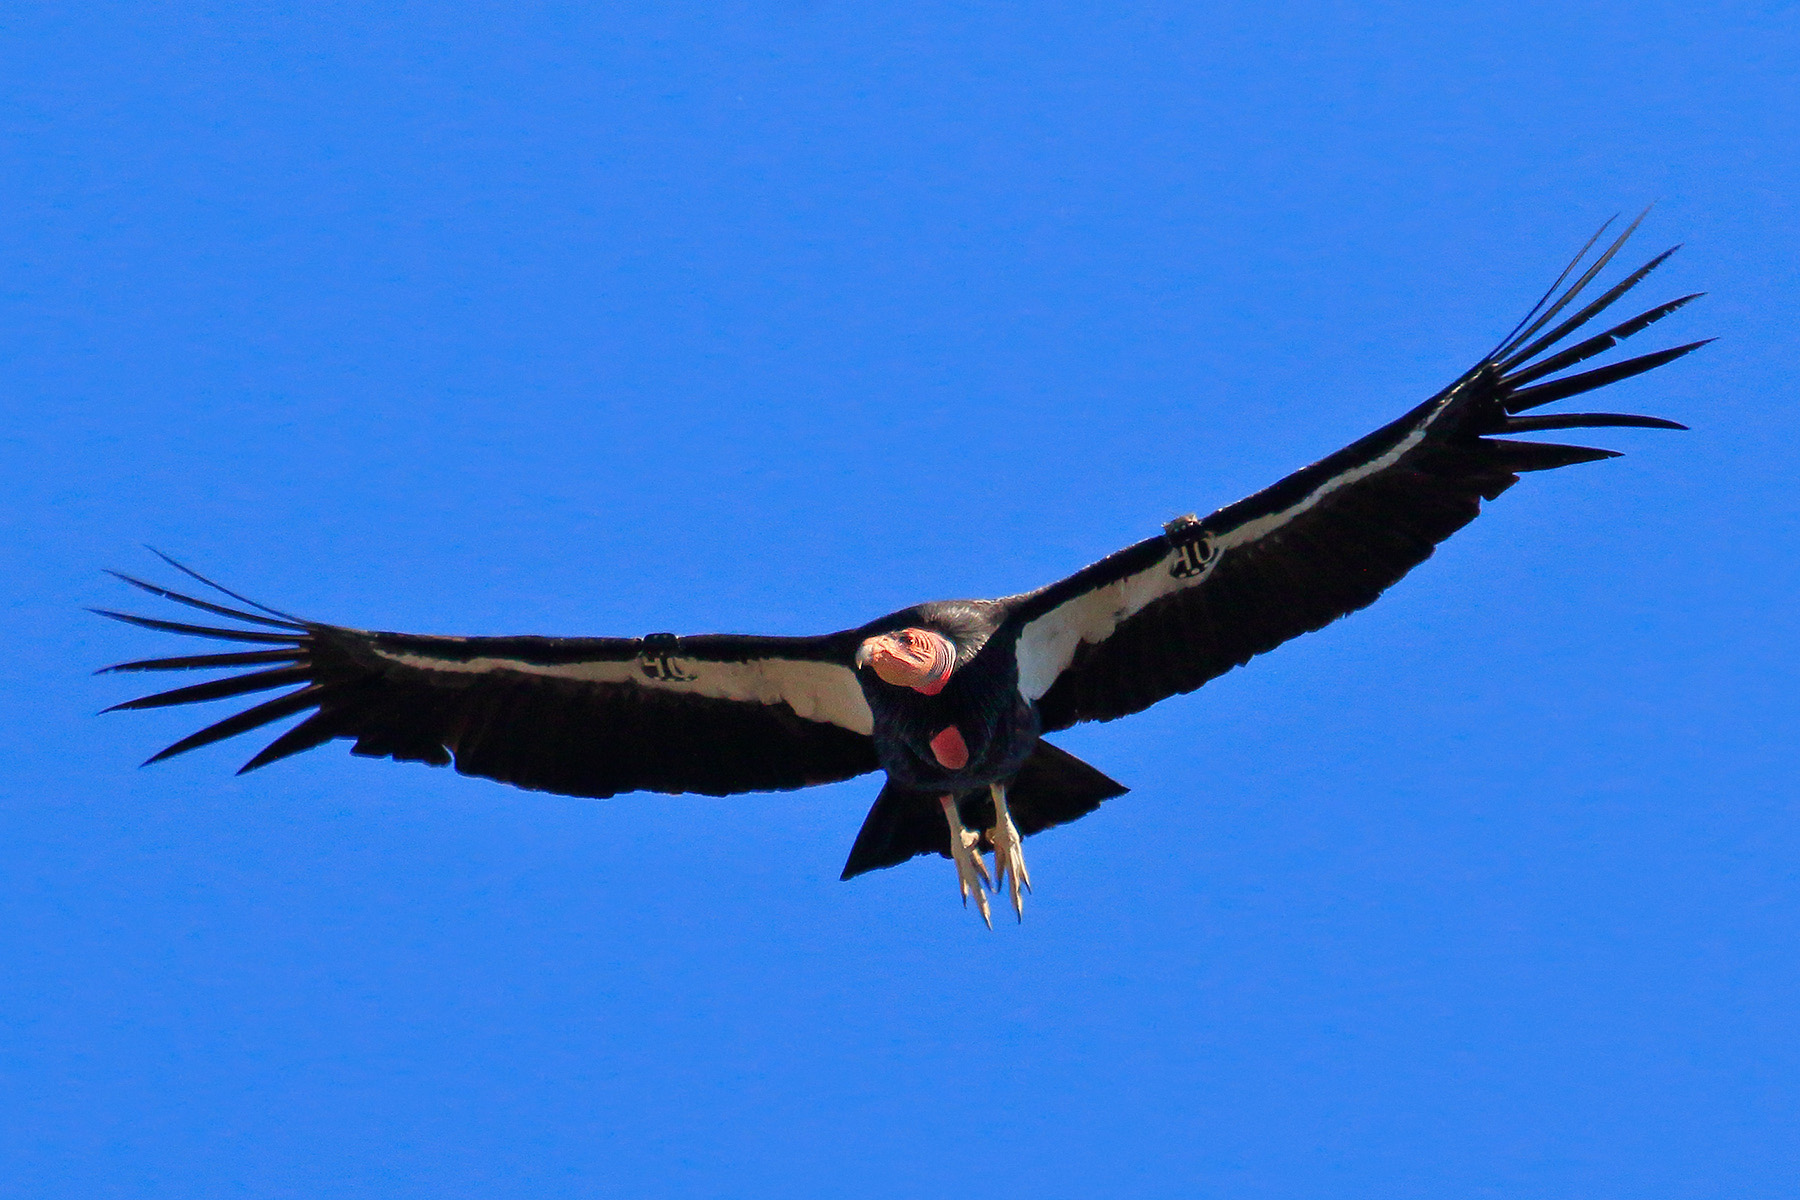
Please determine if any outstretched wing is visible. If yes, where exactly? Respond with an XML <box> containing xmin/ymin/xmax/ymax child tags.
<box><xmin>1010</xmin><ymin>213</ymin><xmax>1707</xmax><ymax>732</ymax></box>
<box><xmin>97</xmin><ymin>557</ymin><xmax>877</xmax><ymax>799</ymax></box>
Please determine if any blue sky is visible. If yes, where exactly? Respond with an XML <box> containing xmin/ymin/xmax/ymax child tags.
<box><xmin>4</xmin><ymin>3</ymin><xmax>1797</xmax><ymax>1196</ymax></box>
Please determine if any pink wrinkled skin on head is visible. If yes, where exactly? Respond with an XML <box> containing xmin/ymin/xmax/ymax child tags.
<box><xmin>859</xmin><ymin>628</ymin><xmax>955</xmax><ymax>695</ymax></box>
<box><xmin>930</xmin><ymin>725</ymin><xmax>969</xmax><ymax>770</ymax></box>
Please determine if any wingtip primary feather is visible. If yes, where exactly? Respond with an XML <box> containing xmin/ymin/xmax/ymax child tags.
<box><xmin>1505</xmin><ymin>337</ymin><xmax>1713</xmax><ymax>414</ymax></box>
<box><xmin>102</xmin><ymin>665</ymin><xmax>315</xmax><ymax>714</ymax></box>
<box><xmin>1502</xmin><ymin>291</ymin><xmax>1703</xmax><ymax>389</ymax></box>
<box><xmin>140</xmin><ymin>547</ymin><xmax>308</xmax><ymax>625</ymax></box>
<box><xmin>236</xmin><ymin>712</ymin><xmax>343</xmax><ymax>774</ymax></box>
<box><xmin>1475</xmin><ymin>440</ymin><xmax>1624</xmax><ymax>473</ymax></box>
<box><xmin>1502</xmin><ymin>412</ymin><xmax>1689</xmax><ymax>433</ymax></box>
<box><xmin>137</xmin><ymin>687</ymin><xmax>323</xmax><ymax>766</ymax></box>
<box><xmin>1494</xmin><ymin>209</ymin><xmax>1655</xmax><ymax>365</ymax></box>
<box><xmin>103</xmin><ymin>569</ymin><xmax>305</xmax><ymax>630</ymax></box>
<box><xmin>1493</xmin><ymin>213</ymin><xmax>1618</xmax><ymax>353</ymax></box>
<box><xmin>1498</xmin><ymin>248</ymin><xmax>1689</xmax><ymax>377</ymax></box>
<box><xmin>96</xmin><ymin>648</ymin><xmax>307</xmax><ymax>675</ymax></box>
<box><xmin>89</xmin><ymin>608</ymin><xmax>300</xmax><ymax>644</ymax></box>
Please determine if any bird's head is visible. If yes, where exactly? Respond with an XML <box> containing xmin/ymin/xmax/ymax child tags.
<box><xmin>854</xmin><ymin>627</ymin><xmax>956</xmax><ymax>695</ymax></box>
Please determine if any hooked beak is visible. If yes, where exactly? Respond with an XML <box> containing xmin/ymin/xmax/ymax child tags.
<box><xmin>856</xmin><ymin>629</ymin><xmax>955</xmax><ymax>695</ymax></box>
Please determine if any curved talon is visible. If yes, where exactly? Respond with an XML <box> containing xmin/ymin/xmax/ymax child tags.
<box><xmin>989</xmin><ymin>782</ymin><xmax>1031</xmax><ymax>922</ymax></box>
<box><xmin>940</xmin><ymin>794</ymin><xmax>992</xmax><ymax>928</ymax></box>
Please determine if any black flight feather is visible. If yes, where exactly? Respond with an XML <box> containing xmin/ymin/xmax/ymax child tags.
<box><xmin>1503</xmin><ymin>291</ymin><xmax>1700</xmax><ymax>389</ymax></box>
<box><xmin>104</xmin><ymin>665</ymin><xmax>316</xmax><ymax>713</ymax></box>
<box><xmin>142</xmin><ymin>687</ymin><xmax>325</xmax><ymax>765</ymax></box>
<box><xmin>97</xmin><ymin>649</ymin><xmax>307</xmax><ymax>674</ymax></box>
<box><xmin>143</xmin><ymin>547</ymin><xmax>308</xmax><ymax>625</ymax></box>
<box><xmin>1027</xmin><ymin>215</ymin><xmax>1702</xmax><ymax>734</ymax></box>
<box><xmin>1494</xmin><ymin>207</ymin><xmax>1649</xmax><ymax>363</ymax></box>
<box><xmin>1505</xmin><ymin>339</ymin><xmax>1712</xmax><ymax>412</ymax></box>
<box><xmin>90</xmin><ymin>609</ymin><xmax>303</xmax><ymax>644</ymax></box>
<box><xmin>95</xmin><ymin>215</ymin><xmax>1706</xmax><ymax>899</ymax></box>
<box><xmin>1498</xmin><ymin>245</ymin><xmax>1682</xmax><ymax>374</ymax></box>
<box><xmin>104</xmin><ymin>570</ymin><xmax>305</xmax><ymax>630</ymax></box>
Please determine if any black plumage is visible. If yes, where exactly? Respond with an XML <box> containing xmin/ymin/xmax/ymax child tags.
<box><xmin>97</xmin><ymin>217</ymin><xmax>1705</xmax><ymax>901</ymax></box>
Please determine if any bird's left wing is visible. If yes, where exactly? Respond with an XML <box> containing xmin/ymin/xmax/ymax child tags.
<box><xmin>1008</xmin><ymin>219</ymin><xmax>1706</xmax><ymax>733</ymax></box>
<box><xmin>97</xmin><ymin>560</ymin><xmax>877</xmax><ymax>799</ymax></box>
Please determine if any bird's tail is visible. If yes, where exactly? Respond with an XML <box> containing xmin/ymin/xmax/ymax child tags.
<box><xmin>840</xmin><ymin>740</ymin><xmax>1127</xmax><ymax>880</ymax></box>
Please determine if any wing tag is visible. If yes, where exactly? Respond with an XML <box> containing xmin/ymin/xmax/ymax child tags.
<box><xmin>1162</xmin><ymin>515</ymin><xmax>1218</xmax><ymax>580</ymax></box>
<box><xmin>639</xmin><ymin>633</ymin><xmax>699</xmax><ymax>683</ymax></box>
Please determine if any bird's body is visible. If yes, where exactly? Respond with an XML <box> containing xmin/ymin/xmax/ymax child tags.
<box><xmin>99</xmin><ymin>217</ymin><xmax>1706</xmax><ymax>923</ymax></box>
<box><xmin>858</xmin><ymin>602</ymin><xmax>1034</xmax><ymax>792</ymax></box>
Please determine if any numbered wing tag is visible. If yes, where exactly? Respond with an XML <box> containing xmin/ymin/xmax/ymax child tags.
<box><xmin>1163</xmin><ymin>515</ymin><xmax>1218</xmax><ymax>580</ymax></box>
<box><xmin>638</xmin><ymin>633</ymin><xmax>699</xmax><ymax>682</ymax></box>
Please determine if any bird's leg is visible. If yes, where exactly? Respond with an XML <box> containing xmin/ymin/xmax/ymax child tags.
<box><xmin>939</xmin><ymin>794</ymin><xmax>992</xmax><ymax>928</ymax></box>
<box><xmin>989</xmin><ymin>780</ymin><xmax>1031</xmax><ymax>922</ymax></box>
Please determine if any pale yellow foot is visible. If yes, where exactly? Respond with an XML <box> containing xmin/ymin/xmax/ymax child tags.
<box><xmin>989</xmin><ymin>781</ymin><xmax>1031</xmax><ymax>922</ymax></box>
<box><xmin>940</xmin><ymin>794</ymin><xmax>992</xmax><ymax>928</ymax></box>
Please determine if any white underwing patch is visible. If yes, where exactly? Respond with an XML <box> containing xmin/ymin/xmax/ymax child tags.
<box><xmin>375</xmin><ymin>649</ymin><xmax>875</xmax><ymax>735</ymax></box>
<box><xmin>1014</xmin><ymin>395</ymin><xmax>1453</xmax><ymax>700</ymax></box>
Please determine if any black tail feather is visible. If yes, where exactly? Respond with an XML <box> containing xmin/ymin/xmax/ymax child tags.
<box><xmin>1004</xmin><ymin>740</ymin><xmax>1130</xmax><ymax>837</ymax></box>
<box><xmin>840</xmin><ymin>779</ymin><xmax>944</xmax><ymax>880</ymax></box>
<box><xmin>839</xmin><ymin>740</ymin><xmax>1128</xmax><ymax>880</ymax></box>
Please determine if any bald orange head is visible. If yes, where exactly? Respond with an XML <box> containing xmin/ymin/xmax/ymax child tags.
<box><xmin>855</xmin><ymin>628</ymin><xmax>956</xmax><ymax>695</ymax></box>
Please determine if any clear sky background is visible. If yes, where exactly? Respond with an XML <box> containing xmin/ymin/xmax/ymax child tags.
<box><xmin>3</xmin><ymin>4</ymin><xmax>1796</xmax><ymax>1197</ymax></box>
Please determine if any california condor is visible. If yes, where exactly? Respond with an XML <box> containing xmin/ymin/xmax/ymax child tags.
<box><xmin>98</xmin><ymin>216</ymin><xmax>1705</xmax><ymax>925</ymax></box>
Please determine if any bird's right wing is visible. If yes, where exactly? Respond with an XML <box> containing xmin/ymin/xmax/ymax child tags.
<box><xmin>97</xmin><ymin>559</ymin><xmax>878</xmax><ymax>799</ymax></box>
<box><xmin>1007</xmin><ymin>215</ymin><xmax>1706</xmax><ymax>733</ymax></box>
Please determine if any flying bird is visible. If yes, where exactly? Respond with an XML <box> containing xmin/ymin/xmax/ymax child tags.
<box><xmin>98</xmin><ymin>217</ymin><xmax>1705</xmax><ymax>925</ymax></box>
